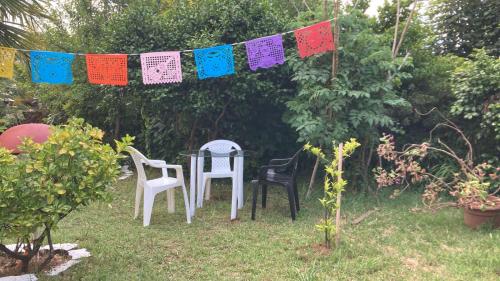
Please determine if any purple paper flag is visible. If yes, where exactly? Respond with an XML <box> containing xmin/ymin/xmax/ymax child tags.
<box><xmin>245</xmin><ymin>34</ymin><xmax>285</xmax><ymax>71</ymax></box>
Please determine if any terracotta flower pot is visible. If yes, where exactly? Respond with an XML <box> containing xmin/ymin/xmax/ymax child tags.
<box><xmin>463</xmin><ymin>197</ymin><xmax>500</xmax><ymax>229</ymax></box>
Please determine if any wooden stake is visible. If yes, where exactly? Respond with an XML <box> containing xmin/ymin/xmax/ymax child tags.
<box><xmin>335</xmin><ymin>143</ymin><xmax>343</xmax><ymax>247</ymax></box>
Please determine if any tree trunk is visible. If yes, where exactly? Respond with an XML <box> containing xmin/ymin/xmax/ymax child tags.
<box><xmin>332</xmin><ymin>0</ymin><xmax>340</xmax><ymax>79</ymax></box>
<box><xmin>306</xmin><ymin>0</ymin><xmax>335</xmax><ymax>199</ymax></box>
<box><xmin>391</xmin><ymin>0</ymin><xmax>401</xmax><ymax>58</ymax></box>
<box><xmin>306</xmin><ymin>145</ymin><xmax>322</xmax><ymax>199</ymax></box>
<box><xmin>393</xmin><ymin>0</ymin><xmax>419</xmax><ymax>57</ymax></box>
<box><xmin>360</xmin><ymin>139</ymin><xmax>374</xmax><ymax>193</ymax></box>
<box><xmin>114</xmin><ymin>89</ymin><xmax>124</xmax><ymax>140</ymax></box>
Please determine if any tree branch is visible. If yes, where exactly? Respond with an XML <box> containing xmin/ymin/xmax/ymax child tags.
<box><xmin>302</xmin><ymin>0</ymin><xmax>312</xmax><ymax>12</ymax></box>
<box><xmin>394</xmin><ymin>0</ymin><xmax>419</xmax><ymax>57</ymax></box>
<box><xmin>391</xmin><ymin>0</ymin><xmax>401</xmax><ymax>58</ymax></box>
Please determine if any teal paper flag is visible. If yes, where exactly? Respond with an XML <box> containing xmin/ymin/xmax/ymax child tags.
<box><xmin>30</xmin><ymin>51</ymin><xmax>75</xmax><ymax>85</ymax></box>
<box><xmin>194</xmin><ymin>45</ymin><xmax>235</xmax><ymax>79</ymax></box>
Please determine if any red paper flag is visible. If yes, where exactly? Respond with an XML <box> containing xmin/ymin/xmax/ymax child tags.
<box><xmin>294</xmin><ymin>21</ymin><xmax>335</xmax><ymax>58</ymax></box>
<box><xmin>86</xmin><ymin>54</ymin><xmax>128</xmax><ymax>86</ymax></box>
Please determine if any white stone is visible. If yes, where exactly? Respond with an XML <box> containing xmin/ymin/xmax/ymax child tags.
<box><xmin>0</xmin><ymin>274</ymin><xmax>37</xmax><ymax>281</ymax></box>
<box><xmin>40</xmin><ymin>243</ymin><xmax>78</xmax><ymax>251</ymax></box>
<box><xmin>45</xmin><ymin>259</ymin><xmax>81</xmax><ymax>276</ymax></box>
<box><xmin>68</xmin><ymin>249</ymin><xmax>91</xmax><ymax>259</ymax></box>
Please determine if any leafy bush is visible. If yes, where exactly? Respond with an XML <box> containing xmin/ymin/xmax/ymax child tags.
<box><xmin>450</xmin><ymin>49</ymin><xmax>500</xmax><ymax>164</ymax></box>
<box><xmin>429</xmin><ymin>0</ymin><xmax>499</xmax><ymax>56</ymax></box>
<box><xmin>0</xmin><ymin>118</ymin><xmax>132</xmax><ymax>273</ymax></box>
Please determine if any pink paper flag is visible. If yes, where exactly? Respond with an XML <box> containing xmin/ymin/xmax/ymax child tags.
<box><xmin>140</xmin><ymin>51</ymin><xmax>182</xmax><ymax>84</ymax></box>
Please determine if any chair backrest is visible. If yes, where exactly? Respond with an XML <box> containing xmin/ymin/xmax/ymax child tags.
<box><xmin>200</xmin><ymin>140</ymin><xmax>241</xmax><ymax>173</ymax></box>
<box><xmin>290</xmin><ymin>148</ymin><xmax>302</xmax><ymax>180</ymax></box>
<box><xmin>126</xmin><ymin>146</ymin><xmax>148</xmax><ymax>182</ymax></box>
<box><xmin>274</xmin><ymin>148</ymin><xmax>302</xmax><ymax>177</ymax></box>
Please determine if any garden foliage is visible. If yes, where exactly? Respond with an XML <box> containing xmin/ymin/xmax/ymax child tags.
<box><xmin>0</xmin><ymin>118</ymin><xmax>132</xmax><ymax>272</ymax></box>
<box><xmin>0</xmin><ymin>0</ymin><xmax>497</xmax><ymax>193</ymax></box>
<box><xmin>429</xmin><ymin>0</ymin><xmax>499</xmax><ymax>56</ymax></box>
<box><xmin>450</xmin><ymin>49</ymin><xmax>499</xmax><ymax>163</ymax></box>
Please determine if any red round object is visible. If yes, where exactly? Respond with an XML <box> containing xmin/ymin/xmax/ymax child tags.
<box><xmin>0</xmin><ymin>123</ymin><xmax>51</xmax><ymax>154</ymax></box>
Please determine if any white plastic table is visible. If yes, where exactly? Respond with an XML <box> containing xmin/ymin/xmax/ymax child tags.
<box><xmin>179</xmin><ymin>150</ymin><xmax>250</xmax><ymax>220</ymax></box>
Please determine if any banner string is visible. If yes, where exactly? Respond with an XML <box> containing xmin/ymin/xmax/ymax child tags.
<box><xmin>13</xmin><ymin>19</ymin><xmax>334</xmax><ymax>56</ymax></box>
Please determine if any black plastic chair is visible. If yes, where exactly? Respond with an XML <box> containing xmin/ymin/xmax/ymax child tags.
<box><xmin>251</xmin><ymin>149</ymin><xmax>301</xmax><ymax>221</ymax></box>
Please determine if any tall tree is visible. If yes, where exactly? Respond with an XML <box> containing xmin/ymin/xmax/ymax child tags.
<box><xmin>285</xmin><ymin>9</ymin><xmax>411</xmax><ymax>192</ymax></box>
<box><xmin>429</xmin><ymin>0</ymin><xmax>500</xmax><ymax>56</ymax></box>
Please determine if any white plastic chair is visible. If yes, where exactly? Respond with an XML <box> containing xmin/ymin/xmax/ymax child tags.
<box><xmin>127</xmin><ymin>147</ymin><xmax>191</xmax><ymax>226</ymax></box>
<box><xmin>197</xmin><ymin>140</ymin><xmax>243</xmax><ymax>219</ymax></box>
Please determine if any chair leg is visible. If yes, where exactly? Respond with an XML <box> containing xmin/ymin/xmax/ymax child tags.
<box><xmin>262</xmin><ymin>184</ymin><xmax>267</xmax><ymax>208</ymax></box>
<box><xmin>230</xmin><ymin>177</ymin><xmax>238</xmax><ymax>220</ymax></box>
<box><xmin>143</xmin><ymin>187</ymin><xmax>155</xmax><ymax>227</ymax></box>
<box><xmin>286</xmin><ymin>184</ymin><xmax>296</xmax><ymax>221</ymax></box>
<box><xmin>181</xmin><ymin>183</ymin><xmax>192</xmax><ymax>224</ymax></box>
<box><xmin>134</xmin><ymin>182</ymin><xmax>143</xmax><ymax>219</ymax></box>
<box><xmin>251</xmin><ymin>181</ymin><xmax>259</xmax><ymax>220</ymax></box>
<box><xmin>293</xmin><ymin>181</ymin><xmax>300</xmax><ymax>212</ymax></box>
<box><xmin>167</xmin><ymin>189</ymin><xmax>175</xmax><ymax>213</ymax></box>
<box><xmin>204</xmin><ymin>178</ymin><xmax>211</xmax><ymax>201</ymax></box>
<box><xmin>237</xmin><ymin>180</ymin><xmax>244</xmax><ymax>210</ymax></box>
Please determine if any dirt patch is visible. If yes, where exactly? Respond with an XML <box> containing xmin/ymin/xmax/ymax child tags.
<box><xmin>383</xmin><ymin>246</ymin><xmax>398</xmax><ymax>256</ymax></box>
<box><xmin>440</xmin><ymin>244</ymin><xmax>463</xmax><ymax>253</ymax></box>
<box><xmin>294</xmin><ymin>243</ymin><xmax>332</xmax><ymax>261</ymax></box>
<box><xmin>382</xmin><ymin>226</ymin><xmax>396</xmax><ymax>237</ymax></box>
<box><xmin>403</xmin><ymin>257</ymin><xmax>419</xmax><ymax>271</ymax></box>
<box><xmin>0</xmin><ymin>249</ymin><xmax>70</xmax><ymax>277</ymax></box>
<box><xmin>402</xmin><ymin>255</ymin><xmax>447</xmax><ymax>276</ymax></box>
<box><xmin>311</xmin><ymin>243</ymin><xmax>332</xmax><ymax>256</ymax></box>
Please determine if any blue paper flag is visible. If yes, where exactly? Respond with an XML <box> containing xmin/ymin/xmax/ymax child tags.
<box><xmin>193</xmin><ymin>45</ymin><xmax>235</xmax><ymax>79</ymax></box>
<box><xmin>30</xmin><ymin>51</ymin><xmax>75</xmax><ymax>85</ymax></box>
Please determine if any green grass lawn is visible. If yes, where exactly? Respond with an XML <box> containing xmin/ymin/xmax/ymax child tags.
<box><xmin>39</xmin><ymin>176</ymin><xmax>499</xmax><ymax>281</ymax></box>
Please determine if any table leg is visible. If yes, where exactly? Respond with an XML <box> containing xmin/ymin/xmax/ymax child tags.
<box><xmin>189</xmin><ymin>155</ymin><xmax>196</xmax><ymax>217</ymax></box>
<box><xmin>196</xmin><ymin>156</ymin><xmax>204</xmax><ymax>208</ymax></box>
<box><xmin>238</xmin><ymin>156</ymin><xmax>244</xmax><ymax>209</ymax></box>
<box><xmin>231</xmin><ymin>157</ymin><xmax>238</xmax><ymax>220</ymax></box>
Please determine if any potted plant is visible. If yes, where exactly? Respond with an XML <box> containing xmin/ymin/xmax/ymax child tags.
<box><xmin>375</xmin><ymin>113</ymin><xmax>499</xmax><ymax>229</ymax></box>
<box><xmin>451</xmin><ymin>168</ymin><xmax>500</xmax><ymax>228</ymax></box>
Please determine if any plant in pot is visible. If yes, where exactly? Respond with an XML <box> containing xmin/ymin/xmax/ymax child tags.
<box><xmin>0</xmin><ymin>118</ymin><xmax>133</xmax><ymax>275</ymax></box>
<box><xmin>451</xmin><ymin>167</ymin><xmax>499</xmax><ymax>228</ymax></box>
<box><xmin>374</xmin><ymin>113</ymin><xmax>499</xmax><ymax>229</ymax></box>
